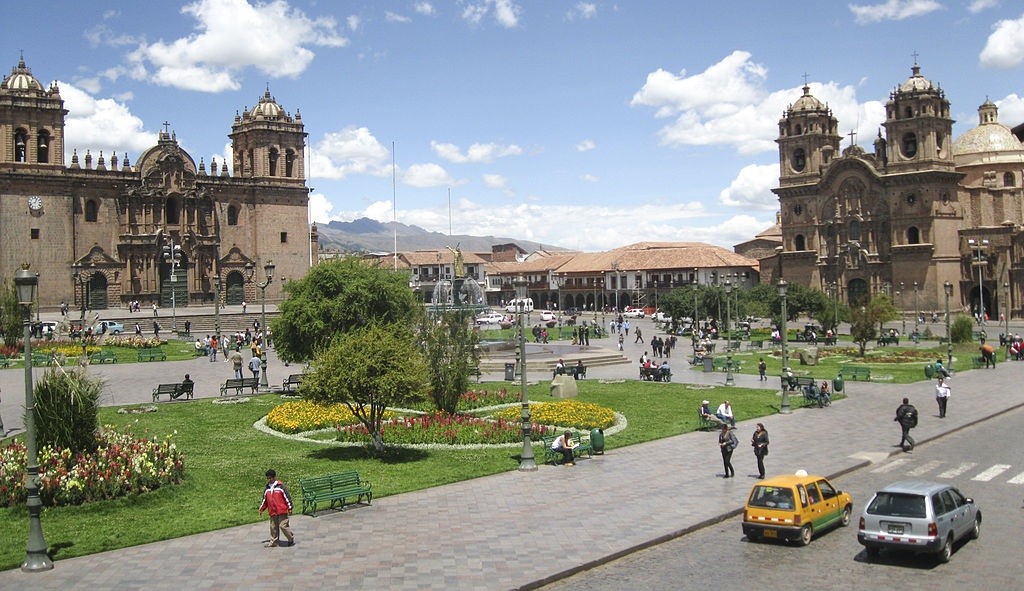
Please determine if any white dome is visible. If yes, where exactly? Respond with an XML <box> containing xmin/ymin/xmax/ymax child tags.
<box><xmin>250</xmin><ymin>89</ymin><xmax>284</xmax><ymax>119</ymax></box>
<box><xmin>1</xmin><ymin>58</ymin><xmax>42</xmax><ymax>92</ymax></box>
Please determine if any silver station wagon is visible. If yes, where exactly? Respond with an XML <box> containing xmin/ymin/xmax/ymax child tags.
<box><xmin>857</xmin><ymin>480</ymin><xmax>981</xmax><ymax>562</ymax></box>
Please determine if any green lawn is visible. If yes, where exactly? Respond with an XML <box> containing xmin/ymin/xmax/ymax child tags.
<box><xmin>0</xmin><ymin>379</ymin><xmax>789</xmax><ymax>569</ymax></box>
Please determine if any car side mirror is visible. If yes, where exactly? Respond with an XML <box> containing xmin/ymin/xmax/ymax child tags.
<box><xmin>964</xmin><ymin>497</ymin><xmax>974</xmax><ymax>504</ymax></box>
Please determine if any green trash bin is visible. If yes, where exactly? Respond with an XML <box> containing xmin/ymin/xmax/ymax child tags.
<box><xmin>590</xmin><ymin>428</ymin><xmax>605</xmax><ymax>454</ymax></box>
<box><xmin>832</xmin><ymin>374</ymin><xmax>844</xmax><ymax>393</ymax></box>
<box><xmin>924</xmin><ymin>363</ymin><xmax>935</xmax><ymax>379</ymax></box>
<box><xmin>504</xmin><ymin>362</ymin><xmax>516</xmax><ymax>381</ymax></box>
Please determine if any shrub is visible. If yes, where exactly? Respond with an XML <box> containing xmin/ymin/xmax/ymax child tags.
<box><xmin>34</xmin><ymin>367</ymin><xmax>101</xmax><ymax>454</ymax></box>
<box><xmin>951</xmin><ymin>314</ymin><xmax>974</xmax><ymax>343</ymax></box>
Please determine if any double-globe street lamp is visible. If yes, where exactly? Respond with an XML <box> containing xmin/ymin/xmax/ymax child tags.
<box><xmin>968</xmin><ymin>238</ymin><xmax>989</xmax><ymax>324</ymax></box>
<box><xmin>778</xmin><ymin>279</ymin><xmax>791</xmax><ymax>414</ymax></box>
<box><xmin>213</xmin><ymin>275</ymin><xmax>222</xmax><ymax>341</ymax></box>
<box><xmin>944</xmin><ymin>281</ymin><xmax>954</xmax><ymax>369</ymax></box>
<box><xmin>514</xmin><ymin>275</ymin><xmax>536</xmax><ymax>471</ymax></box>
<box><xmin>15</xmin><ymin>266</ymin><xmax>52</xmax><ymax>572</ymax></box>
<box><xmin>71</xmin><ymin>262</ymin><xmax>94</xmax><ymax>322</ymax></box>
<box><xmin>162</xmin><ymin>238</ymin><xmax>182</xmax><ymax>335</ymax></box>
<box><xmin>725</xmin><ymin>280</ymin><xmax>735</xmax><ymax>386</ymax></box>
<box><xmin>247</xmin><ymin>261</ymin><xmax>275</xmax><ymax>392</ymax></box>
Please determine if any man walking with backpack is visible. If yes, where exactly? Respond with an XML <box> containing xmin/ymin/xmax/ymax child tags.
<box><xmin>895</xmin><ymin>397</ymin><xmax>918</xmax><ymax>452</ymax></box>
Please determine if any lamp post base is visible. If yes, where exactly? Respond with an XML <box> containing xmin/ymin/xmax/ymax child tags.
<box><xmin>780</xmin><ymin>389</ymin><xmax>792</xmax><ymax>414</ymax></box>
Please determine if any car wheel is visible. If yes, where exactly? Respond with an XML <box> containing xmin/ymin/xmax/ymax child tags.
<box><xmin>839</xmin><ymin>505</ymin><xmax>851</xmax><ymax>527</ymax></box>
<box><xmin>798</xmin><ymin>524</ymin><xmax>813</xmax><ymax>546</ymax></box>
<box><xmin>938</xmin><ymin>534</ymin><xmax>953</xmax><ymax>563</ymax></box>
<box><xmin>970</xmin><ymin>515</ymin><xmax>981</xmax><ymax>540</ymax></box>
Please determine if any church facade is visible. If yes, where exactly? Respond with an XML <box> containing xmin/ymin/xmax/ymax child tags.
<box><xmin>770</xmin><ymin>63</ymin><xmax>1024</xmax><ymax>319</ymax></box>
<box><xmin>0</xmin><ymin>59</ymin><xmax>314</xmax><ymax>311</ymax></box>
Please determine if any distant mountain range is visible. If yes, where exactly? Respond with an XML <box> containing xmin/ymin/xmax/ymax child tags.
<box><xmin>316</xmin><ymin>218</ymin><xmax>562</xmax><ymax>254</ymax></box>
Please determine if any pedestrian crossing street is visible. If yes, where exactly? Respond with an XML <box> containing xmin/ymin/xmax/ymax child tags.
<box><xmin>870</xmin><ymin>458</ymin><xmax>1024</xmax><ymax>485</ymax></box>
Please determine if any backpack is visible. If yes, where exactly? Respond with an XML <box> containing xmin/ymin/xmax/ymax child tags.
<box><xmin>901</xmin><ymin>405</ymin><xmax>918</xmax><ymax>427</ymax></box>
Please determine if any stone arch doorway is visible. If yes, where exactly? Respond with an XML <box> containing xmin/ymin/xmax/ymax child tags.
<box><xmin>847</xmin><ymin>278</ymin><xmax>869</xmax><ymax>305</ymax></box>
<box><xmin>88</xmin><ymin>273</ymin><xmax>108</xmax><ymax>310</ymax></box>
<box><xmin>968</xmin><ymin>285</ymin><xmax>993</xmax><ymax>320</ymax></box>
<box><xmin>159</xmin><ymin>255</ymin><xmax>189</xmax><ymax>308</ymax></box>
<box><xmin>225</xmin><ymin>270</ymin><xmax>247</xmax><ymax>305</ymax></box>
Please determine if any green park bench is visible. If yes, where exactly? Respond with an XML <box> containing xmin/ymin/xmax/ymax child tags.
<box><xmin>639</xmin><ymin>366</ymin><xmax>671</xmax><ymax>381</ymax></box>
<box><xmin>746</xmin><ymin>340</ymin><xmax>763</xmax><ymax>350</ymax></box>
<box><xmin>220</xmin><ymin>377</ymin><xmax>258</xmax><ymax>397</ymax></box>
<box><xmin>152</xmin><ymin>381</ymin><xmax>195</xmax><ymax>402</ymax></box>
<box><xmin>31</xmin><ymin>352</ymin><xmax>53</xmax><ymax>366</ymax></box>
<box><xmin>300</xmin><ymin>471</ymin><xmax>373</xmax><ymax>517</ymax></box>
<box><xmin>713</xmin><ymin>357</ymin><xmax>742</xmax><ymax>372</ymax></box>
<box><xmin>137</xmin><ymin>348</ymin><xmax>167</xmax><ymax>362</ymax></box>
<box><xmin>840</xmin><ymin>365</ymin><xmax>871</xmax><ymax>380</ymax></box>
<box><xmin>876</xmin><ymin>335</ymin><xmax>900</xmax><ymax>346</ymax></box>
<box><xmin>781</xmin><ymin>375</ymin><xmax>815</xmax><ymax>392</ymax></box>
<box><xmin>541</xmin><ymin>432</ymin><xmax>593</xmax><ymax>465</ymax></box>
<box><xmin>282</xmin><ymin>373</ymin><xmax>305</xmax><ymax>392</ymax></box>
<box><xmin>89</xmin><ymin>350</ymin><xmax>118</xmax><ymax>364</ymax></box>
<box><xmin>0</xmin><ymin>354</ymin><xmax>10</xmax><ymax>368</ymax></box>
<box><xmin>698</xmin><ymin>409</ymin><xmax>725</xmax><ymax>431</ymax></box>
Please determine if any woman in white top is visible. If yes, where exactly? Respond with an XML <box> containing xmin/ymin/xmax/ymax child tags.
<box><xmin>551</xmin><ymin>431</ymin><xmax>578</xmax><ymax>466</ymax></box>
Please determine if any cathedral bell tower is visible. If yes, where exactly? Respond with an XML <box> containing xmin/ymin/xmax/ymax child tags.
<box><xmin>228</xmin><ymin>88</ymin><xmax>306</xmax><ymax>182</ymax></box>
<box><xmin>882</xmin><ymin>63</ymin><xmax>955</xmax><ymax>174</ymax></box>
<box><xmin>0</xmin><ymin>57</ymin><xmax>66</xmax><ymax>169</ymax></box>
<box><xmin>776</xmin><ymin>84</ymin><xmax>841</xmax><ymax>189</ymax></box>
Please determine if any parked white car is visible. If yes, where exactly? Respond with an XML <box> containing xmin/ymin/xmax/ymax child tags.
<box><xmin>623</xmin><ymin>308</ymin><xmax>645</xmax><ymax>319</ymax></box>
<box><xmin>475</xmin><ymin>312</ymin><xmax>505</xmax><ymax>325</ymax></box>
<box><xmin>539</xmin><ymin>311</ymin><xmax>557</xmax><ymax>322</ymax></box>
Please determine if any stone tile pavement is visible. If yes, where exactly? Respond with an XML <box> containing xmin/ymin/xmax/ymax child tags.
<box><xmin>2</xmin><ymin>318</ymin><xmax>1022</xmax><ymax>590</ymax></box>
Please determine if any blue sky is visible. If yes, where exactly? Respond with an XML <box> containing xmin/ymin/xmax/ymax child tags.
<box><xmin>6</xmin><ymin>0</ymin><xmax>1024</xmax><ymax>251</ymax></box>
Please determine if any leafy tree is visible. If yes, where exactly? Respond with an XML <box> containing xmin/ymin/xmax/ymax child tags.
<box><xmin>0</xmin><ymin>281</ymin><xmax>22</xmax><ymax>347</ymax></box>
<box><xmin>33</xmin><ymin>368</ymin><xmax>101</xmax><ymax>454</ymax></box>
<box><xmin>272</xmin><ymin>257</ymin><xmax>422</xmax><ymax>363</ymax></box>
<box><xmin>951</xmin><ymin>314</ymin><xmax>974</xmax><ymax>343</ymax></box>
<box><xmin>849</xmin><ymin>293</ymin><xmax>900</xmax><ymax>356</ymax></box>
<box><xmin>817</xmin><ymin>294</ymin><xmax>850</xmax><ymax>334</ymax></box>
<box><xmin>420</xmin><ymin>310</ymin><xmax>481</xmax><ymax>414</ymax></box>
<box><xmin>302</xmin><ymin>323</ymin><xmax>429</xmax><ymax>453</ymax></box>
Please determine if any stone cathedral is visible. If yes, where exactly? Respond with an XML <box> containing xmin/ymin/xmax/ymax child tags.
<box><xmin>768</xmin><ymin>63</ymin><xmax>1024</xmax><ymax>319</ymax></box>
<box><xmin>0</xmin><ymin>58</ymin><xmax>316</xmax><ymax>310</ymax></box>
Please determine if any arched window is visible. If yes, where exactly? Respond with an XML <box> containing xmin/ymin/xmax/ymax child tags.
<box><xmin>907</xmin><ymin>226</ymin><xmax>920</xmax><ymax>244</ymax></box>
<box><xmin>795</xmin><ymin>124</ymin><xmax>803</xmax><ymax>135</ymax></box>
<box><xmin>247</xmin><ymin>149</ymin><xmax>255</xmax><ymax>176</ymax></box>
<box><xmin>792</xmin><ymin>148</ymin><xmax>806</xmax><ymax>172</ymax></box>
<box><xmin>794</xmin><ymin>234</ymin><xmax>806</xmax><ymax>251</ymax></box>
<box><xmin>227</xmin><ymin>204</ymin><xmax>239</xmax><ymax>226</ymax></box>
<box><xmin>85</xmin><ymin>199</ymin><xmax>99</xmax><ymax>222</ymax></box>
<box><xmin>849</xmin><ymin>220</ymin><xmax>861</xmax><ymax>241</ymax></box>
<box><xmin>904</xmin><ymin>106</ymin><xmax>913</xmax><ymax>119</ymax></box>
<box><xmin>165</xmin><ymin>198</ymin><xmax>180</xmax><ymax>225</ymax></box>
<box><xmin>285</xmin><ymin>150</ymin><xmax>295</xmax><ymax>177</ymax></box>
<box><xmin>268</xmin><ymin>149</ymin><xmax>279</xmax><ymax>177</ymax></box>
<box><xmin>901</xmin><ymin>133</ymin><xmax>917</xmax><ymax>158</ymax></box>
<box><xmin>14</xmin><ymin>129</ymin><xmax>27</xmax><ymax>162</ymax></box>
<box><xmin>1004</xmin><ymin>172</ymin><xmax>1016</xmax><ymax>187</ymax></box>
<box><xmin>37</xmin><ymin>130</ymin><xmax>50</xmax><ymax>163</ymax></box>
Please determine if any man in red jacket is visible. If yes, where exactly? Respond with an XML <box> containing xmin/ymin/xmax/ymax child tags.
<box><xmin>258</xmin><ymin>469</ymin><xmax>295</xmax><ymax>547</ymax></box>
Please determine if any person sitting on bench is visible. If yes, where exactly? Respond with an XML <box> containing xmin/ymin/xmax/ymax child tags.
<box><xmin>551</xmin><ymin>431</ymin><xmax>578</xmax><ymax>466</ymax></box>
<box><xmin>574</xmin><ymin>360</ymin><xmax>585</xmax><ymax>379</ymax></box>
<box><xmin>554</xmin><ymin>359</ymin><xmax>566</xmax><ymax>375</ymax></box>
<box><xmin>783</xmin><ymin>367</ymin><xmax>798</xmax><ymax>391</ymax></box>
<box><xmin>659</xmin><ymin>360</ymin><xmax>670</xmax><ymax>380</ymax></box>
<box><xmin>700</xmin><ymin>400</ymin><xmax>722</xmax><ymax>425</ymax></box>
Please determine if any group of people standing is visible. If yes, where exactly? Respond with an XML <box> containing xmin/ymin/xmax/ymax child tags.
<box><xmin>718</xmin><ymin>422</ymin><xmax>769</xmax><ymax>479</ymax></box>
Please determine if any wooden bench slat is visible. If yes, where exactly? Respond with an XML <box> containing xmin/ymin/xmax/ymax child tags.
<box><xmin>220</xmin><ymin>377</ymin><xmax>258</xmax><ymax>397</ymax></box>
<box><xmin>300</xmin><ymin>471</ymin><xmax>372</xmax><ymax>517</ymax></box>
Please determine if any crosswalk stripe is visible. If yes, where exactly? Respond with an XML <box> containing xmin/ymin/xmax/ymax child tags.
<box><xmin>907</xmin><ymin>460</ymin><xmax>943</xmax><ymax>476</ymax></box>
<box><xmin>1007</xmin><ymin>472</ymin><xmax>1024</xmax><ymax>485</ymax></box>
<box><xmin>972</xmin><ymin>464</ymin><xmax>1012</xmax><ymax>482</ymax></box>
<box><xmin>871</xmin><ymin>459</ymin><xmax>911</xmax><ymax>473</ymax></box>
<box><xmin>938</xmin><ymin>462</ymin><xmax>976</xmax><ymax>478</ymax></box>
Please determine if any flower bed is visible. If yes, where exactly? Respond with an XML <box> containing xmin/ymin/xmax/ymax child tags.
<box><xmin>335</xmin><ymin>412</ymin><xmax>555</xmax><ymax>445</ymax></box>
<box><xmin>492</xmin><ymin>399</ymin><xmax>616</xmax><ymax>430</ymax></box>
<box><xmin>410</xmin><ymin>387</ymin><xmax>524</xmax><ymax>412</ymax></box>
<box><xmin>266</xmin><ymin>400</ymin><xmax>395</xmax><ymax>433</ymax></box>
<box><xmin>0</xmin><ymin>426</ymin><xmax>185</xmax><ymax>507</ymax></box>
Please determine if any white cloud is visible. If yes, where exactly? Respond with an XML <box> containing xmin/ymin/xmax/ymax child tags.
<box><xmin>576</xmin><ymin>139</ymin><xmax>596</xmax><ymax>152</ymax></box>
<box><xmin>431</xmin><ymin>141</ymin><xmax>523</xmax><ymax>163</ymax></box>
<box><xmin>309</xmin><ymin>126</ymin><xmax>391</xmax><ymax>180</ymax></box>
<box><xmin>461</xmin><ymin>0</ymin><xmax>520</xmax><ymax>28</ymax></box>
<box><xmin>415</xmin><ymin>2</ymin><xmax>435</xmax><ymax>16</ymax></box>
<box><xmin>403</xmin><ymin>163</ymin><xmax>457</xmax><ymax>187</ymax></box>
<box><xmin>308</xmin><ymin>192</ymin><xmax>335</xmax><ymax>223</ymax></box>
<box><xmin>569</xmin><ymin>2</ymin><xmax>598</xmax><ymax>19</ymax></box>
<box><xmin>125</xmin><ymin>0</ymin><xmax>348</xmax><ymax>92</ymax></box>
<box><xmin>385</xmin><ymin>11</ymin><xmax>411</xmax><ymax>23</ymax></box>
<box><xmin>848</xmin><ymin>0</ymin><xmax>943</xmax><ymax>24</ymax></box>
<box><xmin>483</xmin><ymin>173</ymin><xmax>514</xmax><ymax>196</ymax></box>
<box><xmin>996</xmin><ymin>94</ymin><xmax>1024</xmax><ymax>126</ymax></box>
<box><xmin>979</xmin><ymin>14</ymin><xmax>1024</xmax><ymax>69</ymax></box>
<box><xmin>59</xmin><ymin>82</ymin><xmax>157</xmax><ymax>158</ymax></box>
<box><xmin>347</xmin><ymin>15</ymin><xmax>361</xmax><ymax>31</ymax></box>
<box><xmin>580</xmin><ymin>173</ymin><xmax>599</xmax><ymax>182</ymax></box>
<box><xmin>719</xmin><ymin>163</ymin><xmax>779</xmax><ymax>210</ymax></box>
<box><xmin>968</xmin><ymin>0</ymin><xmax>998</xmax><ymax>13</ymax></box>
<box><xmin>632</xmin><ymin>52</ymin><xmax>884</xmax><ymax>155</ymax></box>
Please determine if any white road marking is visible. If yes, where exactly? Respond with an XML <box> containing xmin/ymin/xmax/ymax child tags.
<box><xmin>907</xmin><ymin>460</ymin><xmax>943</xmax><ymax>476</ymax></box>
<box><xmin>1006</xmin><ymin>472</ymin><xmax>1024</xmax><ymax>485</ymax></box>
<box><xmin>972</xmin><ymin>464</ymin><xmax>1012</xmax><ymax>482</ymax></box>
<box><xmin>937</xmin><ymin>462</ymin><xmax>976</xmax><ymax>479</ymax></box>
<box><xmin>871</xmin><ymin>459</ymin><xmax>911</xmax><ymax>473</ymax></box>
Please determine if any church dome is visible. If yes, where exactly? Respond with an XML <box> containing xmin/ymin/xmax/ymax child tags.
<box><xmin>250</xmin><ymin>89</ymin><xmax>284</xmax><ymax>119</ymax></box>
<box><xmin>898</xmin><ymin>64</ymin><xmax>934</xmax><ymax>93</ymax></box>
<box><xmin>953</xmin><ymin>100</ymin><xmax>1023</xmax><ymax>155</ymax></box>
<box><xmin>791</xmin><ymin>84</ymin><xmax>824</xmax><ymax>111</ymax></box>
<box><xmin>1</xmin><ymin>58</ymin><xmax>43</xmax><ymax>92</ymax></box>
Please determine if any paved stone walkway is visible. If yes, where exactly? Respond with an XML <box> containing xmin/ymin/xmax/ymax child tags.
<box><xmin>1</xmin><ymin>316</ymin><xmax>1022</xmax><ymax>590</ymax></box>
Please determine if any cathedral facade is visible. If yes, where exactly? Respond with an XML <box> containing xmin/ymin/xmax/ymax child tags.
<box><xmin>0</xmin><ymin>59</ymin><xmax>315</xmax><ymax>311</ymax></box>
<box><xmin>770</xmin><ymin>64</ymin><xmax>1024</xmax><ymax>319</ymax></box>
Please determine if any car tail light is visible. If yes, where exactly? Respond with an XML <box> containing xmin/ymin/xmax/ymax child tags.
<box><xmin>928</xmin><ymin>523</ymin><xmax>937</xmax><ymax>537</ymax></box>
<box><xmin>858</xmin><ymin>517</ymin><xmax>865</xmax><ymax>530</ymax></box>
<box><xmin>793</xmin><ymin>513</ymin><xmax>801</xmax><ymax>525</ymax></box>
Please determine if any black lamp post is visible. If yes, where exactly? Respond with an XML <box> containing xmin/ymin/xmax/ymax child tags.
<box><xmin>15</xmin><ymin>265</ymin><xmax>52</xmax><ymax>572</ymax></box>
<box><xmin>898</xmin><ymin>282</ymin><xmax>906</xmax><ymax>335</ymax></box>
<box><xmin>913</xmin><ymin>281</ymin><xmax>919</xmax><ymax>334</ymax></box>
<box><xmin>213</xmin><ymin>275</ymin><xmax>222</xmax><ymax>340</ymax></box>
<box><xmin>251</xmin><ymin>261</ymin><xmax>275</xmax><ymax>392</ymax></box>
<box><xmin>725</xmin><ymin>280</ymin><xmax>735</xmax><ymax>386</ymax></box>
<box><xmin>162</xmin><ymin>238</ymin><xmax>182</xmax><ymax>335</ymax></box>
<box><xmin>944</xmin><ymin>281</ymin><xmax>954</xmax><ymax>369</ymax></box>
<box><xmin>1004</xmin><ymin>281</ymin><xmax>1010</xmax><ymax>339</ymax></box>
<box><xmin>515</xmin><ymin>275</ymin><xmax>536</xmax><ymax>471</ymax></box>
<box><xmin>779</xmin><ymin>279</ymin><xmax>791</xmax><ymax>414</ymax></box>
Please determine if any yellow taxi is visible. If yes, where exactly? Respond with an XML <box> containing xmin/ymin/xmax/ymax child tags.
<box><xmin>742</xmin><ymin>470</ymin><xmax>853</xmax><ymax>545</ymax></box>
